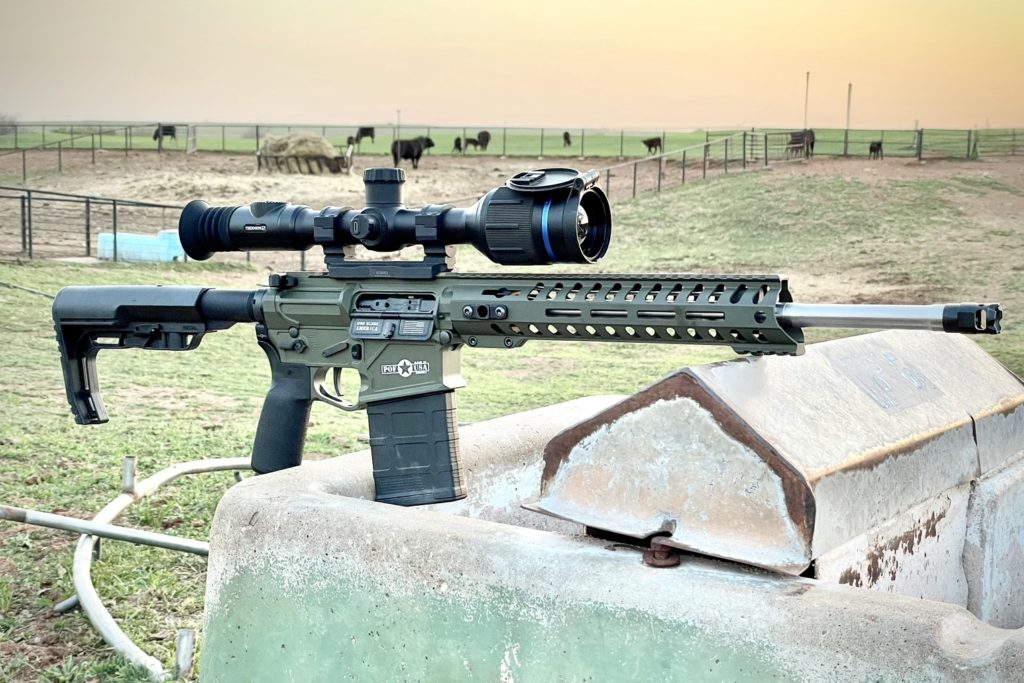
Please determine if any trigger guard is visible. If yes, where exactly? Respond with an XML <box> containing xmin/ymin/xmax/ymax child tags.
<box><xmin>314</xmin><ymin>368</ymin><xmax>364</xmax><ymax>412</ymax></box>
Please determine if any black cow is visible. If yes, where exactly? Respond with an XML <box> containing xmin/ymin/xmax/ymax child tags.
<box><xmin>477</xmin><ymin>130</ymin><xmax>491</xmax><ymax>151</ymax></box>
<box><xmin>464</xmin><ymin>138</ymin><xmax>480</xmax><ymax>151</ymax></box>
<box><xmin>563</xmin><ymin>131</ymin><xmax>572</xmax><ymax>147</ymax></box>
<box><xmin>453</xmin><ymin>137</ymin><xmax>463</xmax><ymax>154</ymax></box>
<box><xmin>152</xmin><ymin>124</ymin><xmax>176</xmax><ymax>142</ymax></box>
<box><xmin>787</xmin><ymin>129</ymin><xmax>816</xmax><ymax>158</ymax></box>
<box><xmin>642</xmin><ymin>137</ymin><xmax>662</xmax><ymax>154</ymax></box>
<box><xmin>869</xmin><ymin>141</ymin><xmax>884</xmax><ymax>160</ymax></box>
<box><xmin>355</xmin><ymin>126</ymin><xmax>375</xmax><ymax>144</ymax></box>
<box><xmin>391</xmin><ymin>136</ymin><xmax>435</xmax><ymax>168</ymax></box>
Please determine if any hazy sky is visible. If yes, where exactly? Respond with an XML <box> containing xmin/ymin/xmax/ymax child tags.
<box><xmin>1</xmin><ymin>0</ymin><xmax>1021</xmax><ymax>129</ymax></box>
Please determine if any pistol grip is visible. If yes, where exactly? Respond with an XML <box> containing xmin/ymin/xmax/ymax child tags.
<box><xmin>367</xmin><ymin>390</ymin><xmax>466</xmax><ymax>506</ymax></box>
<box><xmin>251</xmin><ymin>333</ymin><xmax>313</xmax><ymax>474</ymax></box>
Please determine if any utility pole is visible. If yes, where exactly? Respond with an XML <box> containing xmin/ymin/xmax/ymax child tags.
<box><xmin>803</xmin><ymin>71</ymin><xmax>810</xmax><ymax>130</ymax></box>
<box><xmin>843</xmin><ymin>82</ymin><xmax>852</xmax><ymax>156</ymax></box>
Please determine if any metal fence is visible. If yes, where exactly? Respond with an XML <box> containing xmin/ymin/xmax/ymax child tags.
<box><xmin>0</xmin><ymin>186</ymin><xmax>312</xmax><ymax>271</ymax></box>
<box><xmin>0</xmin><ymin>133</ymin><xmax>752</xmax><ymax>262</ymax></box>
<box><xmin>1</xmin><ymin>125</ymin><xmax>1020</xmax><ymax>265</ymax></box>
<box><xmin>0</xmin><ymin>186</ymin><xmax>181</xmax><ymax>260</ymax></box>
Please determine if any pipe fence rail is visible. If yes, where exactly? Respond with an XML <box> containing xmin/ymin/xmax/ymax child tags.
<box><xmin>0</xmin><ymin>186</ymin><xmax>182</xmax><ymax>261</ymax></box>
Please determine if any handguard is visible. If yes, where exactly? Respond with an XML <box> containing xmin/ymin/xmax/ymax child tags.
<box><xmin>52</xmin><ymin>286</ymin><xmax>260</xmax><ymax>424</ymax></box>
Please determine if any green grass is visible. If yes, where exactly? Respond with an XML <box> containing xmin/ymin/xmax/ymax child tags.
<box><xmin>0</xmin><ymin>126</ymin><xmax>738</xmax><ymax>158</ymax></box>
<box><xmin>1</xmin><ymin>165</ymin><xmax>1021</xmax><ymax>680</ymax></box>
<box><xmin>4</xmin><ymin>125</ymin><xmax>1018</xmax><ymax>162</ymax></box>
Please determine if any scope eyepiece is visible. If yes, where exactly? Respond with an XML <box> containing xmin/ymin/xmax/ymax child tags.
<box><xmin>177</xmin><ymin>168</ymin><xmax>612</xmax><ymax>269</ymax></box>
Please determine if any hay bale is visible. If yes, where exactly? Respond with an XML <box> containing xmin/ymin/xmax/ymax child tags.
<box><xmin>259</xmin><ymin>132</ymin><xmax>336</xmax><ymax>158</ymax></box>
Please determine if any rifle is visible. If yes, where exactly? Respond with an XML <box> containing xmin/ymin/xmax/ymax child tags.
<box><xmin>53</xmin><ymin>168</ymin><xmax>1002</xmax><ymax>506</ymax></box>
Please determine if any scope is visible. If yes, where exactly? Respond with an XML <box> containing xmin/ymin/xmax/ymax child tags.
<box><xmin>178</xmin><ymin>167</ymin><xmax>611</xmax><ymax>277</ymax></box>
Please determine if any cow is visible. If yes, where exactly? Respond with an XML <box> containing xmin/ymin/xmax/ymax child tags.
<box><xmin>642</xmin><ymin>137</ymin><xmax>662</xmax><ymax>154</ymax></box>
<box><xmin>391</xmin><ymin>136</ymin><xmax>435</xmax><ymax>168</ymax></box>
<box><xmin>786</xmin><ymin>129</ymin><xmax>816</xmax><ymax>158</ymax></box>
<box><xmin>563</xmin><ymin>131</ymin><xmax>572</xmax><ymax>147</ymax></box>
<box><xmin>464</xmin><ymin>138</ymin><xmax>480</xmax><ymax>151</ymax></box>
<box><xmin>152</xmin><ymin>124</ymin><xmax>176</xmax><ymax>142</ymax></box>
<box><xmin>477</xmin><ymin>130</ymin><xmax>491</xmax><ymax>151</ymax></box>
<box><xmin>355</xmin><ymin>126</ymin><xmax>375</xmax><ymax>144</ymax></box>
<box><xmin>869</xmin><ymin>141</ymin><xmax>884</xmax><ymax>160</ymax></box>
<box><xmin>453</xmin><ymin>137</ymin><xmax>463</xmax><ymax>154</ymax></box>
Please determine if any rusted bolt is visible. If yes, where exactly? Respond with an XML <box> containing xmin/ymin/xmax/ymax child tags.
<box><xmin>643</xmin><ymin>544</ymin><xmax>680</xmax><ymax>568</ymax></box>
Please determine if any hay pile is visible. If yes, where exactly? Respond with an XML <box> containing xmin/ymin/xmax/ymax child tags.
<box><xmin>259</xmin><ymin>132</ymin><xmax>337</xmax><ymax>158</ymax></box>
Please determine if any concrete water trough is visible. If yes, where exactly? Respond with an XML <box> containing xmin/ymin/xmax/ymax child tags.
<box><xmin>201</xmin><ymin>331</ymin><xmax>1024</xmax><ymax>681</ymax></box>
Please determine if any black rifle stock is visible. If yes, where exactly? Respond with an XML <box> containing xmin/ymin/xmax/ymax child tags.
<box><xmin>52</xmin><ymin>168</ymin><xmax>1003</xmax><ymax>507</ymax></box>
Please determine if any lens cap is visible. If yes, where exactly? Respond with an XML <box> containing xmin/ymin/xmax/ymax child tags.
<box><xmin>506</xmin><ymin>168</ymin><xmax>589</xmax><ymax>192</ymax></box>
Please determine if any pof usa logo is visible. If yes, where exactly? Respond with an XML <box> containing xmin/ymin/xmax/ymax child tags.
<box><xmin>380</xmin><ymin>359</ymin><xmax>430</xmax><ymax>378</ymax></box>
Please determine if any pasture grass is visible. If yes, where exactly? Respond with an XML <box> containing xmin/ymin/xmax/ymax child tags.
<box><xmin>0</xmin><ymin>127</ymin><xmax>738</xmax><ymax>159</ymax></box>
<box><xmin>0</xmin><ymin>164</ymin><xmax>1021</xmax><ymax>680</ymax></box>
<box><xmin>4</xmin><ymin>126</ymin><xmax>1018</xmax><ymax>162</ymax></box>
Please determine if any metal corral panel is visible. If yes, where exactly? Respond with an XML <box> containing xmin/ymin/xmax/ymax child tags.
<box><xmin>532</xmin><ymin>331</ymin><xmax>1024</xmax><ymax>574</ymax></box>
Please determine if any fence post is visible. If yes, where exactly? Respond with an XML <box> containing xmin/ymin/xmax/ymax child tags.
<box><xmin>255</xmin><ymin>125</ymin><xmax>260</xmax><ymax>153</ymax></box>
<box><xmin>462</xmin><ymin>128</ymin><xmax>467</xmax><ymax>155</ymax></box>
<box><xmin>58</xmin><ymin>141</ymin><xmax>63</xmax><ymax>172</ymax></box>
<box><xmin>917</xmin><ymin>129</ymin><xmax>924</xmax><ymax>161</ymax></box>
<box><xmin>764</xmin><ymin>134</ymin><xmax>769</xmax><ymax>166</ymax></box>
<box><xmin>580</xmin><ymin>129</ymin><xmax>585</xmax><ymax>158</ymax></box>
<box><xmin>128</xmin><ymin>126</ymin><xmax>132</xmax><ymax>151</ymax></box>
<box><xmin>605</xmin><ymin>166</ymin><xmax>611</xmax><ymax>199</ymax></box>
<box><xmin>682</xmin><ymin>150</ymin><xmax>687</xmax><ymax>185</ymax></box>
<box><xmin>632</xmin><ymin>161</ymin><xmax>637</xmax><ymax>198</ymax></box>
<box><xmin>22</xmin><ymin>150</ymin><xmax>27</xmax><ymax>183</ymax></box>
<box><xmin>26</xmin><ymin>190</ymin><xmax>33</xmax><ymax>258</ymax></box>
<box><xmin>540</xmin><ymin>128</ymin><xmax>544</xmax><ymax>158</ymax></box>
<box><xmin>843</xmin><ymin>128</ymin><xmax>849</xmax><ymax>157</ymax></box>
<box><xmin>426</xmin><ymin>128</ymin><xmax>431</xmax><ymax>155</ymax></box>
<box><xmin>14</xmin><ymin>124</ymin><xmax>18</xmax><ymax>148</ymax></box>
<box><xmin>112</xmin><ymin>199</ymin><xmax>118</xmax><ymax>262</ymax></box>
<box><xmin>20</xmin><ymin>195</ymin><xmax>26</xmax><ymax>251</ymax></box>
<box><xmin>124</xmin><ymin>127</ymin><xmax>129</xmax><ymax>158</ymax></box>
<box><xmin>502</xmin><ymin>128</ymin><xmax>507</xmax><ymax>157</ymax></box>
<box><xmin>703</xmin><ymin>143</ymin><xmax>708</xmax><ymax>179</ymax></box>
<box><xmin>742</xmin><ymin>132</ymin><xmax>747</xmax><ymax>169</ymax></box>
<box><xmin>91</xmin><ymin>134</ymin><xmax>96</xmax><ymax>165</ymax></box>
<box><xmin>619</xmin><ymin>130</ymin><xmax>624</xmax><ymax>159</ymax></box>
<box><xmin>724</xmin><ymin>139</ymin><xmax>729</xmax><ymax>173</ymax></box>
<box><xmin>85</xmin><ymin>198</ymin><xmax>91</xmax><ymax>257</ymax></box>
<box><xmin>966</xmin><ymin>130</ymin><xmax>972</xmax><ymax>159</ymax></box>
<box><xmin>657</xmin><ymin>155</ymin><xmax>663</xmax><ymax>192</ymax></box>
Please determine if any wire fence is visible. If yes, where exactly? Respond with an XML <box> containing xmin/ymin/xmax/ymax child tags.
<box><xmin>1</xmin><ymin>121</ymin><xmax>1019</xmax><ymax>188</ymax></box>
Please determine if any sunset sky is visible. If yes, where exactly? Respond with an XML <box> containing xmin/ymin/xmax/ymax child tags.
<box><xmin>1</xmin><ymin>0</ymin><xmax>1020</xmax><ymax>130</ymax></box>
